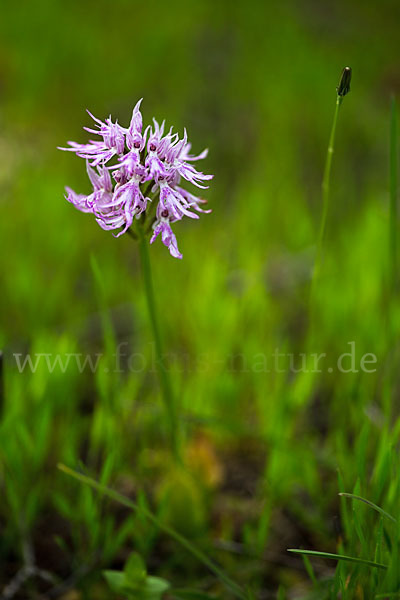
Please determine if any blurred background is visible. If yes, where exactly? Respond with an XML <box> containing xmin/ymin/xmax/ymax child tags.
<box><xmin>1</xmin><ymin>0</ymin><xmax>400</xmax><ymax>598</ymax></box>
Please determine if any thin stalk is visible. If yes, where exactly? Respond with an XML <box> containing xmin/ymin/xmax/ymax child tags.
<box><xmin>390</xmin><ymin>96</ymin><xmax>398</xmax><ymax>289</ymax></box>
<box><xmin>311</xmin><ymin>94</ymin><xmax>343</xmax><ymax>303</ymax></box>
<box><xmin>136</xmin><ymin>223</ymin><xmax>179</xmax><ymax>459</ymax></box>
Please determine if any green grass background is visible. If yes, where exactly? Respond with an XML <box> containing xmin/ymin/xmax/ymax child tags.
<box><xmin>1</xmin><ymin>0</ymin><xmax>400</xmax><ymax>598</ymax></box>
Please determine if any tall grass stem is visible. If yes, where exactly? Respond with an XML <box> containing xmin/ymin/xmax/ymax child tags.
<box><xmin>390</xmin><ymin>96</ymin><xmax>398</xmax><ymax>289</ymax></box>
<box><xmin>311</xmin><ymin>94</ymin><xmax>343</xmax><ymax>305</ymax></box>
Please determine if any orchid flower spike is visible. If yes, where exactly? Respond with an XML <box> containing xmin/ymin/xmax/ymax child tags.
<box><xmin>59</xmin><ymin>101</ymin><xmax>212</xmax><ymax>259</ymax></box>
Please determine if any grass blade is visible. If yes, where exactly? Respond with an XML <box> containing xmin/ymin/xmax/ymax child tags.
<box><xmin>287</xmin><ymin>549</ymin><xmax>387</xmax><ymax>570</ymax></box>
<box><xmin>339</xmin><ymin>493</ymin><xmax>397</xmax><ymax>523</ymax></box>
<box><xmin>58</xmin><ymin>464</ymin><xmax>247</xmax><ymax>600</ymax></box>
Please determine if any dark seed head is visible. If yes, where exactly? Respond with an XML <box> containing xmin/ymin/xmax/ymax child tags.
<box><xmin>337</xmin><ymin>66</ymin><xmax>352</xmax><ymax>97</ymax></box>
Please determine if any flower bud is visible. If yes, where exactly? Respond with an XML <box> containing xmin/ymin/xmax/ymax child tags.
<box><xmin>337</xmin><ymin>66</ymin><xmax>352</xmax><ymax>97</ymax></box>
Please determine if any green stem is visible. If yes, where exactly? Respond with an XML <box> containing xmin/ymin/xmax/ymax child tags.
<box><xmin>310</xmin><ymin>94</ymin><xmax>343</xmax><ymax>305</ymax></box>
<box><xmin>390</xmin><ymin>96</ymin><xmax>398</xmax><ymax>289</ymax></box>
<box><xmin>136</xmin><ymin>223</ymin><xmax>179</xmax><ymax>459</ymax></box>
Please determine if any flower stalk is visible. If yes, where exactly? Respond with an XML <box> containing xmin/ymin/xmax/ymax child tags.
<box><xmin>135</xmin><ymin>222</ymin><xmax>179</xmax><ymax>459</ymax></box>
<box><xmin>313</xmin><ymin>95</ymin><xmax>341</xmax><ymax>284</ymax></box>
<box><xmin>390</xmin><ymin>96</ymin><xmax>398</xmax><ymax>290</ymax></box>
<box><xmin>310</xmin><ymin>67</ymin><xmax>351</xmax><ymax>306</ymax></box>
